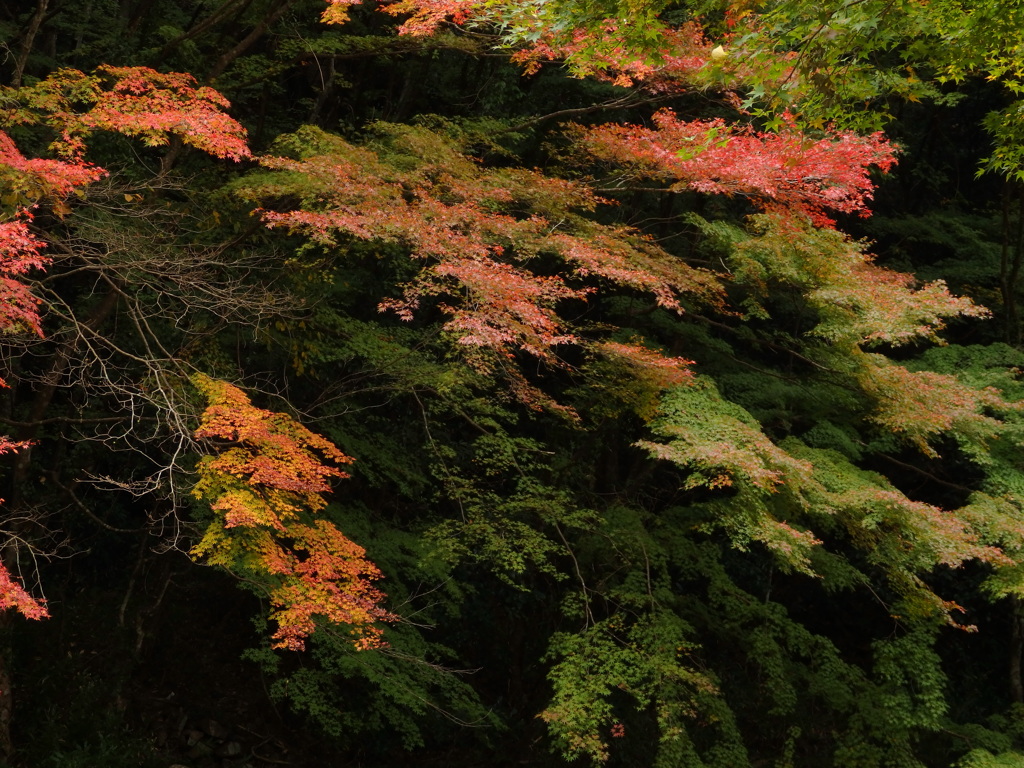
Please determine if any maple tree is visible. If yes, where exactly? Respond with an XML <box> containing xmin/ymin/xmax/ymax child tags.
<box><xmin>224</xmin><ymin>38</ymin><xmax>1024</xmax><ymax>765</ymax></box>
<box><xmin>0</xmin><ymin>66</ymin><xmax>249</xmax><ymax>620</ymax></box>
<box><xmin>190</xmin><ymin>373</ymin><xmax>392</xmax><ymax>651</ymax></box>
<box><xmin>184</xmin><ymin>3</ymin><xmax>1024</xmax><ymax>762</ymax></box>
<box><xmin>242</xmin><ymin>122</ymin><xmax>721</xmax><ymax>376</ymax></box>
<box><xmin>7</xmin><ymin>0</ymin><xmax>1024</xmax><ymax>766</ymax></box>
<box><xmin>0</xmin><ymin>131</ymin><xmax>100</xmax><ymax>620</ymax></box>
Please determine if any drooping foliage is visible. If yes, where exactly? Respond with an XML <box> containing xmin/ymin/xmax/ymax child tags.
<box><xmin>191</xmin><ymin>373</ymin><xmax>393</xmax><ymax>651</ymax></box>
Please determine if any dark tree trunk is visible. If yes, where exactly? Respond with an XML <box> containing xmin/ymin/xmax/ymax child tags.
<box><xmin>1011</xmin><ymin>596</ymin><xmax>1023</xmax><ymax>704</ymax></box>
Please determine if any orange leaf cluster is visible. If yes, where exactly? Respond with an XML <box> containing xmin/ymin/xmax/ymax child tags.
<box><xmin>191</xmin><ymin>375</ymin><xmax>393</xmax><ymax>651</ymax></box>
<box><xmin>2</xmin><ymin>66</ymin><xmax>249</xmax><ymax>162</ymax></box>
<box><xmin>376</xmin><ymin>0</ymin><xmax>484</xmax><ymax>36</ymax></box>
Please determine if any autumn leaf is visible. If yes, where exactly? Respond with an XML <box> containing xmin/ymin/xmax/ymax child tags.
<box><xmin>191</xmin><ymin>374</ymin><xmax>394</xmax><ymax>651</ymax></box>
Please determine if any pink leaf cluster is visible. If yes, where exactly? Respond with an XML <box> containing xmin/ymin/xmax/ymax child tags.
<box><xmin>0</xmin><ymin>123</ymin><xmax>106</xmax><ymax>621</ymax></box>
<box><xmin>0</xmin><ymin>565</ymin><xmax>47</xmax><ymax>621</ymax></box>
<box><xmin>579</xmin><ymin>110</ymin><xmax>897</xmax><ymax>227</ymax></box>
<box><xmin>319</xmin><ymin>0</ymin><xmax>765</xmax><ymax>97</ymax></box>
<box><xmin>0</xmin><ymin>129</ymin><xmax>105</xmax><ymax>338</ymax></box>
<box><xmin>321</xmin><ymin>0</ymin><xmax>366</xmax><ymax>24</ymax></box>
<box><xmin>0</xmin><ymin>113</ymin><xmax>115</xmax><ymax>624</ymax></box>
<box><xmin>731</xmin><ymin>213</ymin><xmax>988</xmax><ymax>347</ymax></box>
<box><xmin>256</xmin><ymin>128</ymin><xmax>720</xmax><ymax>365</ymax></box>
<box><xmin>82</xmin><ymin>67</ymin><xmax>250</xmax><ymax>161</ymax></box>
<box><xmin>816</xmin><ymin>264</ymin><xmax>988</xmax><ymax>346</ymax></box>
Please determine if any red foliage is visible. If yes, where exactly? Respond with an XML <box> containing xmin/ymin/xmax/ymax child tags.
<box><xmin>0</xmin><ymin>120</ymin><xmax>107</xmax><ymax>624</ymax></box>
<box><xmin>321</xmin><ymin>0</ymin><xmax>365</xmax><ymax>24</ymax></box>
<box><xmin>0</xmin><ymin>564</ymin><xmax>47</xmax><ymax>621</ymax></box>
<box><xmin>837</xmin><ymin>486</ymin><xmax>1011</xmax><ymax>571</ymax></box>
<box><xmin>0</xmin><ymin>126</ymin><xmax>102</xmax><ymax>343</ymax></box>
<box><xmin>3</xmin><ymin>66</ymin><xmax>249</xmax><ymax>162</ymax></box>
<box><xmin>383</xmin><ymin>256</ymin><xmax>585</xmax><ymax>355</ymax></box>
<box><xmin>0</xmin><ymin>213</ymin><xmax>49</xmax><ymax>338</ymax></box>
<box><xmin>256</xmin><ymin>128</ymin><xmax>721</xmax><ymax>365</ymax></box>
<box><xmin>578</xmin><ymin>110</ymin><xmax>896</xmax><ymax>227</ymax></box>
<box><xmin>0</xmin><ymin>130</ymin><xmax>104</xmax><ymax>197</ymax></box>
<box><xmin>730</xmin><ymin>212</ymin><xmax>987</xmax><ymax>348</ymax></box>
<box><xmin>859</xmin><ymin>358</ymin><xmax>1009</xmax><ymax>455</ymax></box>
<box><xmin>81</xmin><ymin>66</ymin><xmax>250</xmax><ymax>161</ymax></box>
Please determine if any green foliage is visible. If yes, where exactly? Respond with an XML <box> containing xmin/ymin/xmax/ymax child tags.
<box><xmin>11</xmin><ymin>0</ymin><xmax>1024</xmax><ymax>766</ymax></box>
<box><xmin>958</xmin><ymin>751</ymin><xmax>1024</xmax><ymax>768</ymax></box>
<box><xmin>542</xmin><ymin>611</ymin><xmax>731</xmax><ymax>766</ymax></box>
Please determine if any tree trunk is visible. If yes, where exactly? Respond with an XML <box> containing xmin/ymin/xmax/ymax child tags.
<box><xmin>999</xmin><ymin>182</ymin><xmax>1024</xmax><ymax>345</ymax></box>
<box><xmin>0</xmin><ymin>616</ymin><xmax>13</xmax><ymax>762</ymax></box>
<box><xmin>1011</xmin><ymin>596</ymin><xmax>1023</xmax><ymax>704</ymax></box>
<box><xmin>10</xmin><ymin>0</ymin><xmax>49</xmax><ymax>87</ymax></box>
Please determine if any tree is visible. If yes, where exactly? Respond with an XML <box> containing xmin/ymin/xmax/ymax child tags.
<box><xmin>0</xmin><ymin>127</ymin><xmax>105</xmax><ymax>620</ymax></box>
<box><xmin>248</xmin><ymin>114</ymin><xmax>1024</xmax><ymax>766</ymax></box>
<box><xmin>6</xmin><ymin>0</ymin><xmax>1024</xmax><ymax>766</ymax></box>
<box><xmin>0</xmin><ymin>62</ymin><xmax>252</xmax><ymax>759</ymax></box>
<box><xmin>191</xmin><ymin>373</ymin><xmax>393</xmax><ymax>651</ymax></box>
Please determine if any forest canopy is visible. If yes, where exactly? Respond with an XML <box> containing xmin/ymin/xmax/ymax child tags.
<box><xmin>2</xmin><ymin>0</ymin><xmax>1024</xmax><ymax>767</ymax></box>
